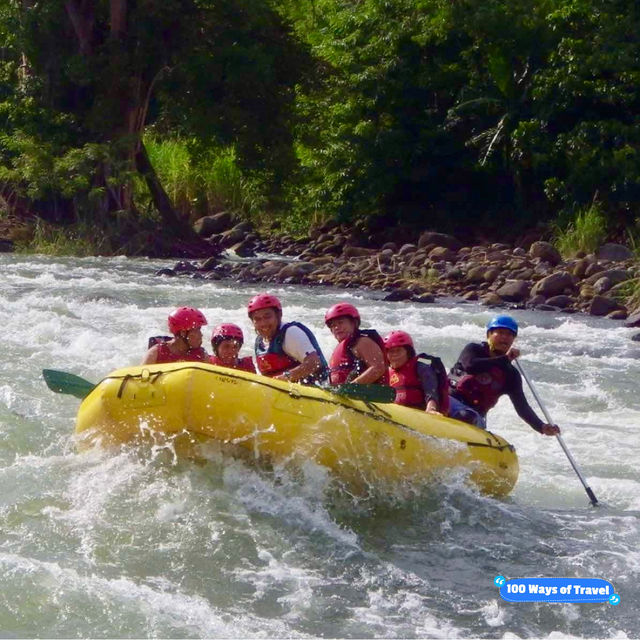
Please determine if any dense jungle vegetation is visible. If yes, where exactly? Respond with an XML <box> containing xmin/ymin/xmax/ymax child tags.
<box><xmin>0</xmin><ymin>0</ymin><xmax>639</xmax><ymax>254</ymax></box>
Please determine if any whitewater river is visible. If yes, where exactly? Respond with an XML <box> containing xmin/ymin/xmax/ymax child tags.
<box><xmin>1</xmin><ymin>254</ymin><xmax>638</xmax><ymax>639</ymax></box>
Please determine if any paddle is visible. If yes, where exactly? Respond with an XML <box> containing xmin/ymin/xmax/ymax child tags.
<box><xmin>514</xmin><ymin>359</ymin><xmax>598</xmax><ymax>506</ymax></box>
<box><xmin>328</xmin><ymin>383</ymin><xmax>396</xmax><ymax>404</ymax></box>
<box><xmin>42</xmin><ymin>369</ymin><xmax>96</xmax><ymax>400</ymax></box>
<box><xmin>42</xmin><ymin>368</ymin><xmax>396</xmax><ymax>404</ymax></box>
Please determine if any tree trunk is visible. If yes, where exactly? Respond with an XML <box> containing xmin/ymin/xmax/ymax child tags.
<box><xmin>135</xmin><ymin>141</ymin><xmax>196</xmax><ymax>238</ymax></box>
<box><xmin>64</xmin><ymin>0</ymin><xmax>94</xmax><ymax>55</ymax></box>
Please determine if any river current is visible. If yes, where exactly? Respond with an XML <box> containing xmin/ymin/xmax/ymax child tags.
<box><xmin>0</xmin><ymin>254</ymin><xmax>638</xmax><ymax>639</ymax></box>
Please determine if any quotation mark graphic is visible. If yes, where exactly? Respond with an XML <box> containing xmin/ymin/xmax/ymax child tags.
<box><xmin>494</xmin><ymin>575</ymin><xmax>506</xmax><ymax>587</ymax></box>
<box><xmin>609</xmin><ymin>594</ymin><xmax>620</xmax><ymax>605</ymax></box>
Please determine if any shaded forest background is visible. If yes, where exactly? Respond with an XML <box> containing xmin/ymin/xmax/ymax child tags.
<box><xmin>0</xmin><ymin>0</ymin><xmax>639</xmax><ymax>255</ymax></box>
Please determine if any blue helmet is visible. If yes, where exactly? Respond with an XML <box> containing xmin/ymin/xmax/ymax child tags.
<box><xmin>486</xmin><ymin>315</ymin><xmax>518</xmax><ymax>336</ymax></box>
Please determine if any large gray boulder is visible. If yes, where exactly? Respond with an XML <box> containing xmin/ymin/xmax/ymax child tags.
<box><xmin>589</xmin><ymin>295</ymin><xmax>623</xmax><ymax>317</ymax></box>
<box><xmin>531</xmin><ymin>271</ymin><xmax>574</xmax><ymax>297</ymax></box>
<box><xmin>529</xmin><ymin>241</ymin><xmax>562</xmax><ymax>266</ymax></box>
<box><xmin>496</xmin><ymin>280</ymin><xmax>530</xmax><ymax>302</ymax></box>
<box><xmin>417</xmin><ymin>231</ymin><xmax>462</xmax><ymax>251</ymax></box>
<box><xmin>596</xmin><ymin>243</ymin><xmax>633</xmax><ymax>262</ymax></box>
<box><xmin>193</xmin><ymin>211</ymin><xmax>234</xmax><ymax>237</ymax></box>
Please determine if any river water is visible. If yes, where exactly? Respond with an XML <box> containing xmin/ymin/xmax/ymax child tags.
<box><xmin>1</xmin><ymin>254</ymin><xmax>638</xmax><ymax>639</ymax></box>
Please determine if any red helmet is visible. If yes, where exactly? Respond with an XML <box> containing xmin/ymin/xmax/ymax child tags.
<box><xmin>168</xmin><ymin>307</ymin><xmax>208</xmax><ymax>334</ymax></box>
<box><xmin>247</xmin><ymin>293</ymin><xmax>282</xmax><ymax>315</ymax></box>
<box><xmin>211</xmin><ymin>323</ymin><xmax>244</xmax><ymax>346</ymax></box>
<box><xmin>324</xmin><ymin>302</ymin><xmax>360</xmax><ymax>325</ymax></box>
<box><xmin>383</xmin><ymin>330</ymin><xmax>414</xmax><ymax>350</ymax></box>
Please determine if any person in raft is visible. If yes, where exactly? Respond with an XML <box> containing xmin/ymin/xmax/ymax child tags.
<box><xmin>383</xmin><ymin>330</ymin><xmax>449</xmax><ymax>414</ymax></box>
<box><xmin>324</xmin><ymin>302</ymin><xmax>387</xmax><ymax>385</ymax></box>
<box><xmin>448</xmin><ymin>314</ymin><xmax>560</xmax><ymax>435</ymax></box>
<box><xmin>142</xmin><ymin>306</ymin><xmax>209</xmax><ymax>364</ymax></box>
<box><xmin>248</xmin><ymin>293</ymin><xmax>328</xmax><ymax>384</ymax></box>
<box><xmin>209</xmin><ymin>323</ymin><xmax>256</xmax><ymax>373</ymax></box>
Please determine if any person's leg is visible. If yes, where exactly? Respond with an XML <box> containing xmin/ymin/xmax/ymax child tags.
<box><xmin>448</xmin><ymin>396</ymin><xmax>486</xmax><ymax>429</ymax></box>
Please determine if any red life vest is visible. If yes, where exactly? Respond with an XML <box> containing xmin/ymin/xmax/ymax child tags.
<box><xmin>328</xmin><ymin>329</ymin><xmax>388</xmax><ymax>385</ymax></box>
<box><xmin>452</xmin><ymin>367</ymin><xmax>506</xmax><ymax>414</ymax></box>
<box><xmin>155</xmin><ymin>342</ymin><xmax>208</xmax><ymax>364</ymax></box>
<box><xmin>389</xmin><ymin>353</ymin><xmax>450</xmax><ymax>414</ymax></box>
<box><xmin>389</xmin><ymin>356</ymin><xmax>425</xmax><ymax>408</ymax></box>
<box><xmin>210</xmin><ymin>355</ymin><xmax>256</xmax><ymax>373</ymax></box>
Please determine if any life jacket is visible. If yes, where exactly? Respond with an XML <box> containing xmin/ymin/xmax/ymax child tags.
<box><xmin>148</xmin><ymin>336</ymin><xmax>208</xmax><ymax>364</ymax></box>
<box><xmin>389</xmin><ymin>353</ymin><xmax>449</xmax><ymax>414</ymax></box>
<box><xmin>328</xmin><ymin>329</ymin><xmax>388</xmax><ymax>385</ymax></box>
<box><xmin>255</xmin><ymin>321</ymin><xmax>328</xmax><ymax>383</ymax></box>
<box><xmin>449</xmin><ymin>350</ymin><xmax>507</xmax><ymax>415</ymax></box>
<box><xmin>210</xmin><ymin>355</ymin><xmax>256</xmax><ymax>374</ymax></box>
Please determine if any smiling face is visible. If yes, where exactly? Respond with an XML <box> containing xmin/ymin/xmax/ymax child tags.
<box><xmin>327</xmin><ymin>316</ymin><xmax>357</xmax><ymax>342</ymax></box>
<box><xmin>216</xmin><ymin>338</ymin><xmax>241</xmax><ymax>364</ymax></box>
<box><xmin>181</xmin><ymin>327</ymin><xmax>203</xmax><ymax>349</ymax></box>
<box><xmin>487</xmin><ymin>328</ymin><xmax>516</xmax><ymax>355</ymax></box>
<box><xmin>250</xmin><ymin>307</ymin><xmax>280</xmax><ymax>340</ymax></box>
<box><xmin>386</xmin><ymin>346</ymin><xmax>409</xmax><ymax>370</ymax></box>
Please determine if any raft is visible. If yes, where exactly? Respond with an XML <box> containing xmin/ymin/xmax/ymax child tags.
<box><xmin>75</xmin><ymin>362</ymin><xmax>519</xmax><ymax>496</ymax></box>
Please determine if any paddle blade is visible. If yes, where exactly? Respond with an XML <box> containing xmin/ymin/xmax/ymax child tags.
<box><xmin>331</xmin><ymin>383</ymin><xmax>396</xmax><ymax>404</ymax></box>
<box><xmin>42</xmin><ymin>369</ymin><xmax>96</xmax><ymax>400</ymax></box>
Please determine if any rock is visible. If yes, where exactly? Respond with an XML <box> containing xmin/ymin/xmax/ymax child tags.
<box><xmin>625</xmin><ymin>309</ymin><xmax>640</xmax><ymax>328</ymax></box>
<box><xmin>593</xmin><ymin>276</ymin><xmax>612</xmax><ymax>294</ymax></box>
<box><xmin>529</xmin><ymin>241</ymin><xmax>562</xmax><ymax>266</ymax></box>
<box><xmin>428</xmin><ymin>246</ymin><xmax>457</xmax><ymax>262</ymax></box>
<box><xmin>173</xmin><ymin>260</ymin><xmax>198</xmax><ymax>273</ymax></box>
<box><xmin>228</xmin><ymin>239</ymin><xmax>256</xmax><ymax>257</ymax></box>
<box><xmin>465</xmin><ymin>265</ymin><xmax>488</xmax><ymax>283</ymax></box>
<box><xmin>585</xmin><ymin>268</ymin><xmax>632</xmax><ymax>287</ymax></box>
<box><xmin>607</xmin><ymin>309</ymin><xmax>628</xmax><ymax>320</ymax></box>
<box><xmin>155</xmin><ymin>268</ymin><xmax>175</xmax><ymax>277</ymax></box>
<box><xmin>220</xmin><ymin>224</ymin><xmax>249</xmax><ymax>245</ymax></box>
<box><xmin>531</xmin><ymin>271</ymin><xmax>574</xmax><ymax>297</ymax></box>
<box><xmin>462</xmin><ymin>291</ymin><xmax>478</xmax><ymax>301</ymax></box>
<box><xmin>545</xmin><ymin>295</ymin><xmax>574</xmax><ymax>309</ymax></box>
<box><xmin>381</xmin><ymin>242</ymin><xmax>397</xmax><ymax>252</ymax></box>
<box><xmin>343</xmin><ymin>245</ymin><xmax>376</xmax><ymax>258</ymax></box>
<box><xmin>199</xmin><ymin>256</ymin><xmax>219</xmax><ymax>271</ymax></box>
<box><xmin>596</xmin><ymin>243</ymin><xmax>633</xmax><ymax>262</ymax></box>
<box><xmin>417</xmin><ymin>231</ymin><xmax>462</xmax><ymax>251</ymax></box>
<box><xmin>496</xmin><ymin>280</ymin><xmax>530</xmax><ymax>302</ymax></box>
<box><xmin>483</xmin><ymin>267</ymin><xmax>501</xmax><ymax>283</ymax></box>
<box><xmin>278</xmin><ymin>262</ymin><xmax>316</xmax><ymax>279</ymax></box>
<box><xmin>0</xmin><ymin>239</ymin><xmax>14</xmax><ymax>252</ymax></box>
<box><xmin>632</xmin><ymin>332</ymin><xmax>640</xmax><ymax>342</ymax></box>
<box><xmin>383</xmin><ymin>289</ymin><xmax>414</xmax><ymax>302</ymax></box>
<box><xmin>193</xmin><ymin>211</ymin><xmax>233</xmax><ymax>236</ymax></box>
<box><xmin>480</xmin><ymin>292</ymin><xmax>504</xmax><ymax>306</ymax></box>
<box><xmin>398</xmin><ymin>243</ymin><xmax>417</xmax><ymax>256</ymax></box>
<box><xmin>571</xmin><ymin>258</ymin><xmax>590</xmax><ymax>278</ymax></box>
<box><xmin>584</xmin><ymin>262</ymin><xmax>604</xmax><ymax>278</ymax></box>
<box><xmin>528</xmin><ymin>294</ymin><xmax>546</xmax><ymax>307</ymax></box>
<box><xmin>588</xmin><ymin>295</ymin><xmax>623</xmax><ymax>317</ymax></box>
<box><xmin>412</xmin><ymin>293</ymin><xmax>436</xmax><ymax>304</ymax></box>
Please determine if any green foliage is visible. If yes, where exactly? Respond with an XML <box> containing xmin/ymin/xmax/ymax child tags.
<box><xmin>142</xmin><ymin>136</ymin><xmax>267</xmax><ymax>221</ymax></box>
<box><xmin>15</xmin><ymin>219</ymin><xmax>110</xmax><ymax>256</ymax></box>
<box><xmin>552</xmin><ymin>203</ymin><xmax>608</xmax><ymax>257</ymax></box>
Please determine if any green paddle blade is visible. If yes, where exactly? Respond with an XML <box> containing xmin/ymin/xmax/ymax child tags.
<box><xmin>330</xmin><ymin>383</ymin><xmax>396</xmax><ymax>404</ymax></box>
<box><xmin>42</xmin><ymin>369</ymin><xmax>96</xmax><ymax>400</ymax></box>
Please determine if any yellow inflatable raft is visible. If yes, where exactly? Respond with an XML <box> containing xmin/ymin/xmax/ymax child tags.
<box><xmin>75</xmin><ymin>362</ymin><xmax>519</xmax><ymax>496</ymax></box>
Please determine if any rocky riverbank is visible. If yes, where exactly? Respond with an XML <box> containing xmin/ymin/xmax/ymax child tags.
<box><xmin>158</xmin><ymin>212</ymin><xmax>640</xmax><ymax>336</ymax></box>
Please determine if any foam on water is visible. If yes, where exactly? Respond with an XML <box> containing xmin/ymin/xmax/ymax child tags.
<box><xmin>1</xmin><ymin>254</ymin><xmax>638</xmax><ymax>638</ymax></box>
